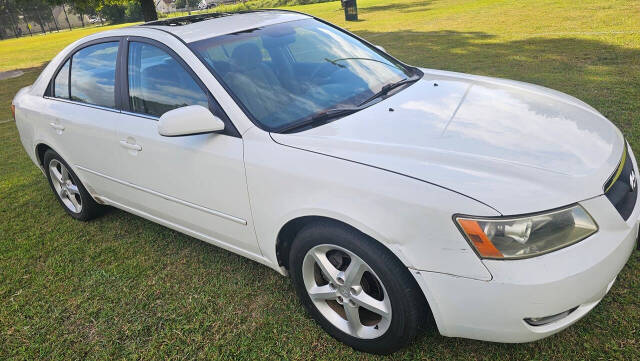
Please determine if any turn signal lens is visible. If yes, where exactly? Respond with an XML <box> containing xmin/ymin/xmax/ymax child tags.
<box><xmin>11</xmin><ymin>104</ymin><xmax>15</xmax><ymax>121</ymax></box>
<box><xmin>456</xmin><ymin>204</ymin><xmax>598</xmax><ymax>259</ymax></box>
<box><xmin>457</xmin><ymin>219</ymin><xmax>504</xmax><ymax>258</ymax></box>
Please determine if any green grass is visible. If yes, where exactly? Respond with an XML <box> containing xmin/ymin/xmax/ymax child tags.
<box><xmin>1</xmin><ymin>0</ymin><xmax>639</xmax><ymax>359</ymax></box>
<box><xmin>0</xmin><ymin>23</ymin><xmax>136</xmax><ymax>72</ymax></box>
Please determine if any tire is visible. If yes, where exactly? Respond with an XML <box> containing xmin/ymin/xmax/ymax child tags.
<box><xmin>289</xmin><ymin>221</ymin><xmax>428</xmax><ymax>354</ymax></box>
<box><xmin>44</xmin><ymin>149</ymin><xmax>104</xmax><ymax>221</ymax></box>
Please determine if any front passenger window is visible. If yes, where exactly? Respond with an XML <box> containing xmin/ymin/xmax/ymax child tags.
<box><xmin>127</xmin><ymin>42</ymin><xmax>209</xmax><ymax>118</ymax></box>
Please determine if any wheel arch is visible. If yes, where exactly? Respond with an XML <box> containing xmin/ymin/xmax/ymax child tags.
<box><xmin>33</xmin><ymin>142</ymin><xmax>102</xmax><ymax>203</ymax></box>
<box><xmin>275</xmin><ymin>214</ymin><xmax>412</xmax><ymax>272</ymax></box>
<box><xmin>35</xmin><ymin>142</ymin><xmax>53</xmax><ymax>168</ymax></box>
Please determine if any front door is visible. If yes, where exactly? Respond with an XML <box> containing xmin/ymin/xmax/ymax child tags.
<box><xmin>111</xmin><ymin>39</ymin><xmax>261</xmax><ymax>256</ymax></box>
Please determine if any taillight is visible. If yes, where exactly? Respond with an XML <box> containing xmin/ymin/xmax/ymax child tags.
<box><xmin>11</xmin><ymin>104</ymin><xmax>15</xmax><ymax>121</ymax></box>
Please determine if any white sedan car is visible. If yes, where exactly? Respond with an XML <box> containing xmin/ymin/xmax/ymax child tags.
<box><xmin>12</xmin><ymin>10</ymin><xmax>639</xmax><ymax>354</ymax></box>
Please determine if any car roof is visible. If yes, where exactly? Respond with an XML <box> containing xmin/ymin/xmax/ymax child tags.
<box><xmin>138</xmin><ymin>10</ymin><xmax>311</xmax><ymax>43</ymax></box>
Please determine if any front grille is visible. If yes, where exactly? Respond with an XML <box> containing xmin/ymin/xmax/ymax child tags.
<box><xmin>604</xmin><ymin>144</ymin><xmax>637</xmax><ymax>221</ymax></box>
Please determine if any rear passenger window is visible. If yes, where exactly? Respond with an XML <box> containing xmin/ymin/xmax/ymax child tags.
<box><xmin>70</xmin><ymin>42</ymin><xmax>119</xmax><ymax>108</ymax></box>
<box><xmin>53</xmin><ymin>59</ymin><xmax>70</xmax><ymax>99</ymax></box>
<box><xmin>127</xmin><ymin>41</ymin><xmax>208</xmax><ymax>117</ymax></box>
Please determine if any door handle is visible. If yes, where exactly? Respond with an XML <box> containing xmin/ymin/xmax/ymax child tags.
<box><xmin>49</xmin><ymin>122</ymin><xmax>65</xmax><ymax>131</ymax></box>
<box><xmin>119</xmin><ymin>140</ymin><xmax>142</xmax><ymax>151</ymax></box>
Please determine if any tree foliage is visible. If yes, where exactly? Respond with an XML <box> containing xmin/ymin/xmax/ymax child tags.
<box><xmin>2</xmin><ymin>0</ymin><xmax>56</xmax><ymax>33</ymax></box>
<box><xmin>9</xmin><ymin>0</ymin><xmax>157</xmax><ymax>23</ymax></box>
<box><xmin>175</xmin><ymin>0</ymin><xmax>199</xmax><ymax>10</ymax></box>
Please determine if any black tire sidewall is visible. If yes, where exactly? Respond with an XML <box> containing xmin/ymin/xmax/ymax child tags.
<box><xmin>289</xmin><ymin>222</ymin><xmax>425</xmax><ymax>354</ymax></box>
<box><xmin>43</xmin><ymin>150</ymin><xmax>101</xmax><ymax>221</ymax></box>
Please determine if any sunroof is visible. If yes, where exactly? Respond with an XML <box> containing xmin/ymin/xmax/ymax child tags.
<box><xmin>141</xmin><ymin>12</ymin><xmax>235</xmax><ymax>26</ymax></box>
<box><xmin>141</xmin><ymin>10</ymin><xmax>285</xmax><ymax>27</ymax></box>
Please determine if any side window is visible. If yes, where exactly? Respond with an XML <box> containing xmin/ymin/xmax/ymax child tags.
<box><xmin>128</xmin><ymin>41</ymin><xmax>208</xmax><ymax>118</ymax></box>
<box><xmin>53</xmin><ymin>59</ymin><xmax>70</xmax><ymax>99</ymax></box>
<box><xmin>70</xmin><ymin>42</ymin><xmax>119</xmax><ymax>108</ymax></box>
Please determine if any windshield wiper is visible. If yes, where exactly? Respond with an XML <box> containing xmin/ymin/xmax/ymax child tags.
<box><xmin>277</xmin><ymin>107</ymin><xmax>362</xmax><ymax>133</ymax></box>
<box><xmin>324</xmin><ymin>57</ymin><xmax>402</xmax><ymax>70</ymax></box>
<box><xmin>358</xmin><ymin>75</ymin><xmax>421</xmax><ymax>107</ymax></box>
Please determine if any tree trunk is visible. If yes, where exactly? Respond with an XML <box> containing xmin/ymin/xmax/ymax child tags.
<box><xmin>6</xmin><ymin>4</ymin><xmax>20</xmax><ymax>38</ymax></box>
<box><xmin>79</xmin><ymin>11</ymin><xmax>84</xmax><ymax>27</ymax></box>
<box><xmin>19</xmin><ymin>8</ymin><xmax>34</xmax><ymax>37</ymax></box>
<box><xmin>140</xmin><ymin>0</ymin><xmax>158</xmax><ymax>22</ymax></box>
<box><xmin>34</xmin><ymin>5</ymin><xmax>47</xmax><ymax>33</ymax></box>
<box><xmin>62</xmin><ymin>4</ymin><xmax>71</xmax><ymax>30</ymax></box>
<box><xmin>51</xmin><ymin>7</ymin><xmax>60</xmax><ymax>32</ymax></box>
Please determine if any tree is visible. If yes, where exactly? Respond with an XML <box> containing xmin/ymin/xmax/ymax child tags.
<box><xmin>65</xmin><ymin>0</ymin><xmax>99</xmax><ymax>26</ymax></box>
<box><xmin>11</xmin><ymin>0</ymin><xmax>56</xmax><ymax>33</ymax></box>
<box><xmin>100</xmin><ymin>2</ymin><xmax>124</xmax><ymax>22</ymax></box>
<box><xmin>124</xmin><ymin>0</ymin><xmax>141</xmax><ymax>21</ymax></box>
<box><xmin>96</xmin><ymin>1</ymin><xmax>142</xmax><ymax>23</ymax></box>
<box><xmin>138</xmin><ymin>0</ymin><xmax>156</xmax><ymax>21</ymax></box>
<box><xmin>65</xmin><ymin>0</ymin><xmax>155</xmax><ymax>23</ymax></box>
<box><xmin>1</xmin><ymin>0</ymin><xmax>20</xmax><ymax>37</ymax></box>
<box><xmin>175</xmin><ymin>0</ymin><xmax>197</xmax><ymax>9</ymax></box>
<box><xmin>44</xmin><ymin>0</ymin><xmax>71</xmax><ymax>29</ymax></box>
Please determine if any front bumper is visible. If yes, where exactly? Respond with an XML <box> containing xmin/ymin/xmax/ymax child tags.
<box><xmin>412</xmin><ymin>195</ymin><xmax>639</xmax><ymax>343</ymax></box>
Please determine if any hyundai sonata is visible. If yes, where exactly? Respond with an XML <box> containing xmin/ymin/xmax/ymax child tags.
<box><xmin>12</xmin><ymin>10</ymin><xmax>638</xmax><ymax>354</ymax></box>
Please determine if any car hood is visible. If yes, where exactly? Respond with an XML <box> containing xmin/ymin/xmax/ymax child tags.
<box><xmin>271</xmin><ymin>69</ymin><xmax>625</xmax><ymax>215</ymax></box>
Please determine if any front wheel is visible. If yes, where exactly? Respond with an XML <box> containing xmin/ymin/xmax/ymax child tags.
<box><xmin>289</xmin><ymin>222</ymin><xmax>428</xmax><ymax>354</ymax></box>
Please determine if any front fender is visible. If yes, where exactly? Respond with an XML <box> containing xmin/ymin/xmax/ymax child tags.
<box><xmin>244</xmin><ymin>128</ymin><xmax>497</xmax><ymax>281</ymax></box>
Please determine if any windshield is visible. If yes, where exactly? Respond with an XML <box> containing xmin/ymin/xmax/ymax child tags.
<box><xmin>190</xmin><ymin>18</ymin><xmax>416</xmax><ymax>132</ymax></box>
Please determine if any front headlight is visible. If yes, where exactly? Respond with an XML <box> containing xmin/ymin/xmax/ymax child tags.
<box><xmin>455</xmin><ymin>204</ymin><xmax>598</xmax><ymax>259</ymax></box>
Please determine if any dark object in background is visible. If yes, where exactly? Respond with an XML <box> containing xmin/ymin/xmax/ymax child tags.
<box><xmin>343</xmin><ymin>0</ymin><xmax>358</xmax><ymax>21</ymax></box>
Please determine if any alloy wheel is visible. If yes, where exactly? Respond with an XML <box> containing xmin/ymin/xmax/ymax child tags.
<box><xmin>302</xmin><ymin>244</ymin><xmax>392</xmax><ymax>339</ymax></box>
<box><xmin>49</xmin><ymin>159</ymin><xmax>82</xmax><ymax>213</ymax></box>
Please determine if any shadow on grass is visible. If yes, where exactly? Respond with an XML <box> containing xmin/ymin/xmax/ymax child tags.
<box><xmin>360</xmin><ymin>0</ymin><xmax>434</xmax><ymax>14</ymax></box>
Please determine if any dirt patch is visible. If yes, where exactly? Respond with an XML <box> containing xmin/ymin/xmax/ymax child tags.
<box><xmin>0</xmin><ymin>70</ymin><xmax>24</xmax><ymax>80</ymax></box>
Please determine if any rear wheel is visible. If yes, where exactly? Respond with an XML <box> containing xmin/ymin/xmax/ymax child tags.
<box><xmin>289</xmin><ymin>221</ymin><xmax>428</xmax><ymax>354</ymax></box>
<box><xmin>44</xmin><ymin>149</ymin><xmax>103</xmax><ymax>221</ymax></box>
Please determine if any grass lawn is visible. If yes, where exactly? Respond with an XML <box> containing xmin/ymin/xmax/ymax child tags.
<box><xmin>0</xmin><ymin>23</ymin><xmax>136</xmax><ymax>73</ymax></box>
<box><xmin>1</xmin><ymin>0</ymin><xmax>639</xmax><ymax>359</ymax></box>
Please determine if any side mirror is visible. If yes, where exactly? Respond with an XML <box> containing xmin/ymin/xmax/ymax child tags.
<box><xmin>158</xmin><ymin>105</ymin><xmax>225</xmax><ymax>137</ymax></box>
<box><xmin>375</xmin><ymin>45</ymin><xmax>386</xmax><ymax>53</ymax></box>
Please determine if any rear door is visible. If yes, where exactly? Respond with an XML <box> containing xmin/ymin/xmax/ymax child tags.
<box><xmin>111</xmin><ymin>37</ymin><xmax>261</xmax><ymax>256</ymax></box>
<box><xmin>43</xmin><ymin>39</ymin><xmax>126</xmax><ymax>201</ymax></box>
